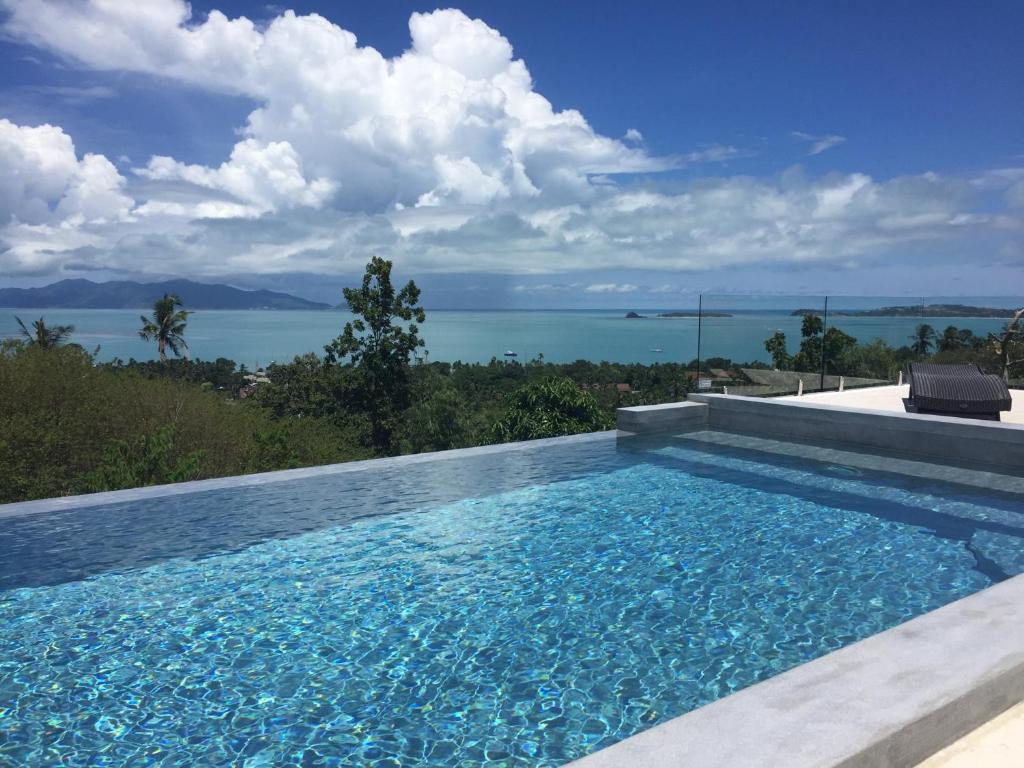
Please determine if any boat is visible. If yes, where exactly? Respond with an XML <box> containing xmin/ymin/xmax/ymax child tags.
<box><xmin>503</xmin><ymin>350</ymin><xmax>518</xmax><ymax>357</ymax></box>
<box><xmin>650</xmin><ymin>347</ymin><xmax>664</xmax><ymax>353</ymax></box>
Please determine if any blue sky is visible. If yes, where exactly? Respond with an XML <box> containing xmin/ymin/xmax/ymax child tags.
<box><xmin>0</xmin><ymin>1</ymin><xmax>1021</xmax><ymax>307</ymax></box>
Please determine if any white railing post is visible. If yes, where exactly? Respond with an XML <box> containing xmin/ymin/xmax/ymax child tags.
<box><xmin>797</xmin><ymin>379</ymin><xmax>804</xmax><ymax>396</ymax></box>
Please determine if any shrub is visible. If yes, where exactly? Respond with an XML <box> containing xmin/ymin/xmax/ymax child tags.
<box><xmin>491</xmin><ymin>377</ymin><xmax>613</xmax><ymax>442</ymax></box>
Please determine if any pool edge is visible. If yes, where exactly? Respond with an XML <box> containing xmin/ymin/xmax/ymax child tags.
<box><xmin>0</xmin><ymin>430</ymin><xmax>619</xmax><ymax>519</ymax></box>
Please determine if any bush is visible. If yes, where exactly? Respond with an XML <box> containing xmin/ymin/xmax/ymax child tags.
<box><xmin>0</xmin><ymin>342</ymin><xmax>364</xmax><ymax>503</ymax></box>
<box><xmin>491</xmin><ymin>377</ymin><xmax>613</xmax><ymax>442</ymax></box>
<box><xmin>79</xmin><ymin>425</ymin><xmax>206</xmax><ymax>492</ymax></box>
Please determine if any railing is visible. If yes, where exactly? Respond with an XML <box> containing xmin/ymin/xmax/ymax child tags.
<box><xmin>693</xmin><ymin>295</ymin><xmax>1024</xmax><ymax>397</ymax></box>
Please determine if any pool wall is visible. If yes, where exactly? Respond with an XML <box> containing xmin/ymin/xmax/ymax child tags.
<box><xmin>618</xmin><ymin>392</ymin><xmax>1024</xmax><ymax>472</ymax></box>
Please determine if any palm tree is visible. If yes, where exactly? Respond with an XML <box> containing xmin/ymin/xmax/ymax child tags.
<box><xmin>139</xmin><ymin>293</ymin><xmax>191</xmax><ymax>362</ymax></box>
<box><xmin>937</xmin><ymin>325</ymin><xmax>963</xmax><ymax>353</ymax></box>
<box><xmin>910</xmin><ymin>323</ymin><xmax>936</xmax><ymax>356</ymax></box>
<box><xmin>15</xmin><ymin>316</ymin><xmax>75</xmax><ymax>349</ymax></box>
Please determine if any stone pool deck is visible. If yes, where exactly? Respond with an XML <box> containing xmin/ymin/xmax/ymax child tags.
<box><xmin>778</xmin><ymin>384</ymin><xmax>1024</xmax><ymax>426</ymax></box>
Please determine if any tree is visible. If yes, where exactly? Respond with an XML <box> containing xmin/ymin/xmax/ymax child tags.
<box><xmin>801</xmin><ymin>313</ymin><xmax>824</xmax><ymax>338</ymax></box>
<box><xmin>910</xmin><ymin>324</ymin><xmax>936</xmax><ymax>356</ymax></box>
<box><xmin>988</xmin><ymin>308</ymin><xmax>1024</xmax><ymax>382</ymax></box>
<box><xmin>325</xmin><ymin>256</ymin><xmax>425</xmax><ymax>455</ymax></box>
<box><xmin>821</xmin><ymin>327</ymin><xmax>859</xmax><ymax>375</ymax></box>
<box><xmin>139</xmin><ymin>294</ymin><xmax>191</xmax><ymax>362</ymax></box>
<box><xmin>792</xmin><ymin>314</ymin><xmax>824</xmax><ymax>372</ymax></box>
<box><xmin>764</xmin><ymin>331</ymin><xmax>790</xmax><ymax>370</ymax></box>
<box><xmin>15</xmin><ymin>316</ymin><xmax>74</xmax><ymax>349</ymax></box>
<box><xmin>938</xmin><ymin>325</ymin><xmax>966</xmax><ymax>353</ymax></box>
<box><xmin>403</xmin><ymin>372</ymin><xmax>470</xmax><ymax>453</ymax></box>
<box><xmin>491</xmin><ymin>377</ymin><xmax>613</xmax><ymax>442</ymax></box>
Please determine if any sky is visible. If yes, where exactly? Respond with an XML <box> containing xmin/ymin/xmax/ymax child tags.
<box><xmin>0</xmin><ymin>0</ymin><xmax>1021</xmax><ymax>308</ymax></box>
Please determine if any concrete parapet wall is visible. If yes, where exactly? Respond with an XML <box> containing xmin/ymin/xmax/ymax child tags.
<box><xmin>616</xmin><ymin>401</ymin><xmax>709</xmax><ymax>433</ymax></box>
<box><xmin>687</xmin><ymin>392</ymin><xmax>1024</xmax><ymax>472</ymax></box>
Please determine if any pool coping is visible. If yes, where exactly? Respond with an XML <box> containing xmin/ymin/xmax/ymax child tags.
<box><xmin>566</xmin><ymin>571</ymin><xmax>1024</xmax><ymax>768</ymax></box>
<box><xmin>0</xmin><ymin>430</ymin><xmax>618</xmax><ymax>519</ymax></box>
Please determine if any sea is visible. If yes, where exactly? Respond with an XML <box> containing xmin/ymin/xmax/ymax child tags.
<box><xmin>0</xmin><ymin>308</ymin><xmax>1014</xmax><ymax>368</ymax></box>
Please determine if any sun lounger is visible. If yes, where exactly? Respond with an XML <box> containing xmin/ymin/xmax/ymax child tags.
<box><xmin>907</xmin><ymin>362</ymin><xmax>1012</xmax><ymax>420</ymax></box>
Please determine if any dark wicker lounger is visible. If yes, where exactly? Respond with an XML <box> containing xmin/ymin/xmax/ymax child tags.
<box><xmin>907</xmin><ymin>362</ymin><xmax>1012</xmax><ymax>420</ymax></box>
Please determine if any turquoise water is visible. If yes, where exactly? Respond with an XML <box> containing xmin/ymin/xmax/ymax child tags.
<box><xmin>0</xmin><ymin>308</ymin><xmax>1012</xmax><ymax>367</ymax></box>
<box><xmin>2</xmin><ymin>434</ymin><xmax>1023</xmax><ymax>766</ymax></box>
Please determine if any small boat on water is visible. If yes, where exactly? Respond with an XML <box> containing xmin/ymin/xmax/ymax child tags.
<box><xmin>504</xmin><ymin>350</ymin><xmax>518</xmax><ymax>357</ymax></box>
<box><xmin>650</xmin><ymin>347</ymin><xmax>664</xmax><ymax>353</ymax></box>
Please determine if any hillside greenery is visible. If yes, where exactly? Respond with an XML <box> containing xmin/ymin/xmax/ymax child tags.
<box><xmin>2</xmin><ymin>261</ymin><xmax>1019</xmax><ymax>504</ymax></box>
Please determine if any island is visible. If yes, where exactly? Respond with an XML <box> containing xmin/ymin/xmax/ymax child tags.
<box><xmin>0</xmin><ymin>279</ymin><xmax>331</xmax><ymax>310</ymax></box>
<box><xmin>624</xmin><ymin>311</ymin><xmax>646</xmax><ymax>318</ymax></box>
<box><xmin>790</xmin><ymin>304</ymin><xmax>1019</xmax><ymax>318</ymax></box>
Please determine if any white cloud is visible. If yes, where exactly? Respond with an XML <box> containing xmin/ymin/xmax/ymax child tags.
<box><xmin>136</xmin><ymin>139</ymin><xmax>335</xmax><ymax>215</ymax></box>
<box><xmin>792</xmin><ymin>131</ymin><xmax>846</xmax><ymax>156</ymax></box>
<box><xmin>2</xmin><ymin>2</ymin><xmax>671</xmax><ymax>215</ymax></box>
<box><xmin>0</xmin><ymin>118</ymin><xmax>133</xmax><ymax>226</ymax></box>
<box><xmin>0</xmin><ymin>3</ymin><xmax>1019</xmax><ymax>287</ymax></box>
<box><xmin>684</xmin><ymin>144</ymin><xmax>750</xmax><ymax>163</ymax></box>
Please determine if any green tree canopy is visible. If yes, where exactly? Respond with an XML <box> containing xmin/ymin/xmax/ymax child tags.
<box><xmin>491</xmin><ymin>377</ymin><xmax>613</xmax><ymax>442</ymax></box>
<box><xmin>139</xmin><ymin>293</ymin><xmax>191</xmax><ymax>362</ymax></box>
<box><xmin>325</xmin><ymin>256</ymin><xmax>426</xmax><ymax>454</ymax></box>
<box><xmin>801</xmin><ymin>314</ymin><xmax>824</xmax><ymax>338</ymax></box>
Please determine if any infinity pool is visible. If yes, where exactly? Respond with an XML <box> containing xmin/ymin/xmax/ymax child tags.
<box><xmin>2</xmin><ymin>432</ymin><xmax>1023</xmax><ymax>766</ymax></box>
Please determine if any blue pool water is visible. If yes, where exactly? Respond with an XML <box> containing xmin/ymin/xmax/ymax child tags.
<box><xmin>2</xmin><ymin>433</ymin><xmax>1023</xmax><ymax>766</ymax></box>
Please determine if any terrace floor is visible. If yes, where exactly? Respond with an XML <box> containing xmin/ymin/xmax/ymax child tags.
<box><xmin>777</xmin><ymin>384</ymin><xmax>1024</xmax><ymax>426</ymax></box>
<box><xmin>917</xmin><ymin>701</ymin><xmax>1024</xmax><ymax>766</ymax></box>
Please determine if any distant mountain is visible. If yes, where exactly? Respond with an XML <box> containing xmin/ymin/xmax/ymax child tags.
<box><xmin>790</xmin><ymin>304</ymin><xmax>1018</xmax><ymax>318</ymax></box>
<box><xmin>0</xmin><ymin>279</ymin><xmax>331</xmax><ymax>310</ymax></box>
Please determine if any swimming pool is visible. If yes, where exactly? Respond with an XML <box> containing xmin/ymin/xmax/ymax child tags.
<box><xmin>2</xmin><ymin>431</ymin><xmax>1023</xmax><ymax>766</ymax></box>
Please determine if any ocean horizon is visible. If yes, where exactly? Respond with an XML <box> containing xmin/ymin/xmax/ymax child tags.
<box><xmin>1</xmin><ymin>307</ymin><xmax>1014</xmax><ymax>369</ymax></box>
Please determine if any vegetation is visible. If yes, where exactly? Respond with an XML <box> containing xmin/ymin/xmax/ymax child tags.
<box><xmin>492</xmin><ymin>377</ymin><xmax>613</xmax><ymax>442</ymax></box>
<box><xmin>15</xmin><ymin>316</ymin><xmax>75</xmax><ymax>349</ymax></box>
<box><xmin>762</xmin><ymin>312</ymin><xmax>1024</xmax><ymax>382</ymax></box>
<box><xmin>3</xmin><ymin>262</ymin><xmax>1020</xmax><ymax>505</ymax></box>
<box><xmin>910</xmin><ymin>323</ymin><xmax>937</xmax><ymax>356</ymax></box>
<box><xmin>324</xmin><ymin>256</ymin><xmax>425</xmax><ymax>455</ymax></box>
<box><xmin>139</xmin><ymin>293</ymin><xmax>191</xmax><ymax>362</ymax></box>
<box><xmin>0</xmin><ymin>340</ymin><xmax>363</xmax><ymax>503</ymax></box>
<box><xmin>989</xmin><ymin>308</ymin><xmax>1024</xmax><ymax>382</ymax></box>
<box><xmin>1</xmin><ymin>259</ymin><xmax>694</xmax><ymax>504</ymax></box>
